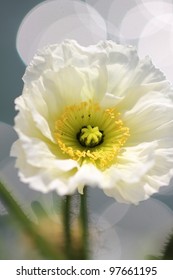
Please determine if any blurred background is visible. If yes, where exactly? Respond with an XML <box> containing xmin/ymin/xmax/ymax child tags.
<box><xmin>0</xmin><ymin>0</ymin><xmax>173</xmax><ymax>259</ymax></box>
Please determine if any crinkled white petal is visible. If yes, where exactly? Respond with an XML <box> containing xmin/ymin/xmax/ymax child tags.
<box><xmin>123</xmin><ymin>91</ymin><xmax>173</xmax><ymax>144</ymax></box>
<box><xmin>102</xmin><ymin>141</ymin><xmax>173</xmax><ymax>204</ymax></box>
<box><xmin>11</xmin><ymin>138</ymin><xmax>78</xmax><ymax>171</ymax></box>
<box><xmin>11</xmin><ymin>40</ymin><xmax>173</xmax><ymax>203</ymax></box>
<box><xmin>68</xmin><ymin>164</ymin><xmax>105</xmax><ymax>194</ymax></box>
<box><xmin>101</xmin><ymin>142</ymin><xmax>157</xmax><ymax>204</ymax></box>
<box><xmin>11</xmin><ymin>140</ymin><xmax>78</xmax><ymax>195</ymax></box>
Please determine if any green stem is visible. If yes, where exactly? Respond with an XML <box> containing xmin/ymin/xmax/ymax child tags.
<box><xmin>80</xmin><ymin>187</ymin><xmax>89</xmax><ymax>259</ymax></box>
<box><xmin>62</xmin><ymin>195</ymin><xmax>72</xmax><ymax>258</ymax></box>
<box><xmin>0</xmin><ymin>180</ymin><xmax>65</xmax><ymax>259</ymax></box>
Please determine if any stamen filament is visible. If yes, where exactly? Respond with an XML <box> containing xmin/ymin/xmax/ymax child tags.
<box><xmin>54</xmin><ymin>101</ymin><xmax>130</xmax><ymax>170</ymax></box>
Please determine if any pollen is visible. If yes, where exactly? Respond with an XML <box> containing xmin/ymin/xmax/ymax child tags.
<box><xmin>54</xmin><ymin>101</ymin><xmax>130</xmax><ymax>170</ymax></box>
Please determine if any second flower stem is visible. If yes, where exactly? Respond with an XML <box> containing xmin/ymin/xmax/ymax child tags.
<box><xmin>80</xmin><ymin>187</ymin><xmax>89</xmax><ymax>259</ymax></box>
<box><xmin>63</xmin><ymin>189</ymin><xmax>89</xmax><ymax>259</ymax></box>
<box><xmin>63</xmin><ymin>195</ymin><xmax>72</xmax><ymax>258</ymax></box>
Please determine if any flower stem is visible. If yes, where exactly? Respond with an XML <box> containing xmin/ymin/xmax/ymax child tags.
<box><xmin>80</xmin><ymin>187</ymin><xmax>89</xmax><ymax>259</ymax></box>
<box><xmin>62</xmin><ymin>195</ymin><xmax>72</xmax><ymax>258</ymax></box>
<box><xmin>0</xmin><ymin>180</ymin><xmax>65</xmax><ymax>259</ymax></box>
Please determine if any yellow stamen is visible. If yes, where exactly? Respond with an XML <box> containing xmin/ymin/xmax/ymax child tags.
<box><xmin>54</xmin><ymin>101</ymin><xmax>130</xmax><ymax>170</ymax></box>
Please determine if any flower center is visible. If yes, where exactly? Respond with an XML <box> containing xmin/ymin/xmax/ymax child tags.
<box><xmin>54</xmin><ymin>101</ymin><xmax>130</xmax><ymax>170</ymax></box>
<box><xmin>77</xmin><ymin>125</ymin><xmax>104</xmax><ymax>148</ymax></box>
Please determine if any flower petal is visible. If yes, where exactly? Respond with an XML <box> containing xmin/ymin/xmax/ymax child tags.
<box><xmin>123</xmin><ymin>91</ymin><xmax>173</xmax><ymax>145</ymax></box>
<box><xmin>11</xmin><ymin>40</ymin><xmax>173</xmax><ymax>203</ymax></box>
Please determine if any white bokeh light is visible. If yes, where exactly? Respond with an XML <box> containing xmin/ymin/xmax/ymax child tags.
<box><xmin>87</xmin><ymin>0</ymin><xmax>135</xmax><ymax>24</ymax></box>
<box><xmin>100</xmin><ymin>199</ymin><xmax>173</xmax><ymax>259</ymax></box>
<box><xmin>86</xmin><ymin>0</ymin><xmax>111</xmax><ymax>18</ymax></box>
<box><xmin>137</xmin><ymin>16</ymin><xmax>173</xmax><ymax>66</ymax></box>
<box><xmin>91</xmin><ymin>213</ymin><xmax>121</xmax><ymax>259</ymax></box>
<box><xmin>37</xmin><ymin>13</ymin><xmax>104</xmax><ymax>50</ymax></box>
<box><xmin>138</xmin><ymin>16</ymin><xmax>173</xmax><ymax>82</ymax></box>
<box><xmin>118</xmin><ymin>0</ymin><xmax>173</xmax><ymax>83</ymax></box>
<box><xmin>16</xmin><ymin>0</ymin><xmax>107</xmax><ymax>65</ymax></box>
<box><xmin>86</xmin><ymin>0</ymin><xmax>134</xmax><ymax>42</ymax></box>
<box><xmin>120</xmin><ymin>2</ymin><xmax>173</xmax><ymax>40</ymax></box>
<box><xmin>136</xmin><ymin>0</ymin><xmax>172</xmax><ymax>18</ymax></box>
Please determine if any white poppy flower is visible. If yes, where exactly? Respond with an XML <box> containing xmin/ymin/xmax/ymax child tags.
<box><xmin>11</xmin><ymin>40</ymin><xmax>173</xmax><ymax>204</ymax></box>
